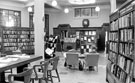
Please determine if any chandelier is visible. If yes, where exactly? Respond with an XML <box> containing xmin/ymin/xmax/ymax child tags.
<box><xmin>68</xmin><ymin>0</ymin><xmax>96</xmax><ymax>5</ymax></box>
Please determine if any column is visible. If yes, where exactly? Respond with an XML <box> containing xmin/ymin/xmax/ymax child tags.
<box><xmin>110</xmin><ymin>0</ymin><xmax>117</xmax><ymax>13</ymax></box>
<box><xmin>34</xmin><ymin>0</ymin><xmax>45</xmax><ymax>58</ymax></box>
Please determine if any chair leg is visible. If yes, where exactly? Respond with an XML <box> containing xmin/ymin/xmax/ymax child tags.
<box><xmin>39</xmin><ymin>79</ymin><xmax>42</xmax><ymax>83</ymax></box>
<box><xmin>55</xmin><ymin>69</ymin><xmax>60</xmax><ymax>82</ymax></box>
<box><xmin>47</xmin><ymin>71</ymin><xmax>53</xmax><ymax>83</ymax></box>
<box><xmin>50</xmin><ymin>71</ymin><xmax>53</xmax><ymax>83</ymax></box>
<box><xmin>45</xmin><ymin>79</ymin><xmax>48</xmax><ymax>83</ymax></box>
<box><xmin>11</xmin><ymin>69</ymin><xmax>12</xmax><ymax>73</ymax></box>
<box><xmin>31</xmin><ymin>79</ymin><xmax>34</xmax><ymax>83</ymax></box>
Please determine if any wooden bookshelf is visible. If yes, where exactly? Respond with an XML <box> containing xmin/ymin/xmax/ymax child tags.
<box><xmin>106</xmin><ymin>0</ymin><xmax>135</xmax><ymax>83</ymax></box>
<box><xmin>0</xmin><ymin>26</ymin><xmax>34</xmax><ymax>55</ymax></box>
<box><xmin>53</xmin><ymin>27</ymin><xmax>100</xmax><ymax>52</ymax></box>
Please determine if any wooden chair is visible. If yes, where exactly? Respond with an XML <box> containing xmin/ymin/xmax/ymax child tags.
<box><xmin>83</xmin><ymin>54</ymin><xmax>99</xmax><ymax>71</ymax></box>
<box><xmin>66</xmin><ymin>53</ymin><xmax>79</xmax><ymax>69</ymax></box>
<box><xmin>30</xmin><ymin>60</ymin><xmax>50</xmax><ymax>83</ymax></box>
<box><xmin>47</xmin><ymin>56</ymin><xmax>60</xmax><ymax>83</ymax></box>
<box><xmin>8</xmin><ymin>68</ymin><xmax>33</xmax><ymax>83</ymax></box>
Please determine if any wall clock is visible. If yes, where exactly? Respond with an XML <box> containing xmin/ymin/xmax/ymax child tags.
<box><xmin>82</xmin><ymin>19</ymin><xmax>89</xmax><ymax>27</ymax></box>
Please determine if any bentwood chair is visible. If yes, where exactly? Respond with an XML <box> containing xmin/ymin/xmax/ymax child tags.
<box><xmin>8</xmin><ymin>68</ymin><xmax>33</xmax><ymax>83</ymax></box>
<box><xmin>47</xmin><ymin>56</ymin><xmax>60</xmax><ymax>83</ymax></box>
<box><xmin>30</xmin><ymin>60</ymin><xmax>50</xmax><ymax>83</ymax></box>
<box><xmin>83</xmin><ymin>54</ymin><xmax>99</xmax><ymax>72</ymax></box>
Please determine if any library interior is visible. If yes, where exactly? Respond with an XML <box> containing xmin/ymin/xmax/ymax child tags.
<box><xmin>0</xmin><ymin>0</ymin><xmax>135</xmax><ymax>83</ymax></box>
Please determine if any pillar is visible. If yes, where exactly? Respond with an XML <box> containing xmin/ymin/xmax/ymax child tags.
<box><xmin>34</xmin><ymin>0</ymin><xmax>45</xmax><ymax>58</ymax></box>
<box><xmin>110</xmin><ymin>0</ymin><xmax>117</xmax><ymax>13</ymax></box>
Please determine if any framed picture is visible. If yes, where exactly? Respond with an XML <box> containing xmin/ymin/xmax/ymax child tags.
<box><xmin>74</xmin><ymin>8</ymin><xmax>81</xmax><ymax>17</ymax></box>
<box><xmin>81</xmin><ymin>8</ymin><xmax>91</xmax><ymax>17</ymax></box>
<box><xmin>74</xmin><ymin>7</ymin><xmax>99</xmax><ymax>18</ymax></box>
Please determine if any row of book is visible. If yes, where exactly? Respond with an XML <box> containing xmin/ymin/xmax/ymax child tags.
<box><xmin>4</xmin><ymin>47</ymin><xmax>17</xmax><ymax>51</ymax></box>
<box><xmin>3</xmin><ymin>39</ymin><xmax>34</xmax><ymax>42</ymax></box>
<box><xmin>110</xmin><ymin>20</ymin><xmax>119</xmax><ymax>31</ymax></box>
<box><xmin>111</xmin><ymin>63</ymin><xmax>132</xmax><ymax>83</ymax></box>
<box><xmin>21</xmin><ymin>46</ymin><xmax>34</xmax><ymax>50</ymax></box>
<box><xmin>109</xmin><ymin>42</ymin><xmax>118</xmax><ymax>52</ymax></box>
<box><xmin>18</xmin><ymin>39</ymin><xmax>34</xmax><ymax>42</ymax></box>
<box><xmin>4</xmin><ymin>43</ymin><xmax>17</xmax><ymax>46</ymax></box>
<box><xmin>119</xmin><ymin>12</ymin><xmax>133</xmax><ymax>28</ymax></box>
<box><xmin>3</xmin><ymin>30</ymin><xmax>18</xmax><ymax>34</ymax></box>
<box><xmin>108</xmin><ymin>51</ymin><xmax>117</xmax><ymax>63</ymax></box>
<box><xmin>115</xmin><ymin>66</ymin><xmax>131</xmax><ymax>83</ymax></box>
<box><xmin>4</xmin><ymin>46</ymin><xmax>34</xmax><ymax>51</ymax></box>
<box><xmin>117</xmin><ymin>55</ymin><xmax>133</xmax><ymax>74</ymax></box>
<box><xmin>30</xmin><ymin>35</ymin><xmax>34</xmax><ymax>38</ymax></box>
<box><xmin>110</xmin><ymin>63</ymin><xmax>117</xmax><ymax>75</ymax></box>
<box><xmin>109</xmin><ymin>32</ymin><xmax>118</xmax><ymax>41</ymax></box>
<box><xmin>3</xmin><ymin>35</ymin><xmax>18</xmax><ymax>38</ymax></box>
<box><xmin>3</xmin><ymin>30</ymin><xmax>30</xmax><ymax>34</ymax></box>
<box><xmin>3</xmin><ymin>39</ymin><xmax>17</xmax><ymax>42</ymax></box>
<box><xmin>3</xmin><ymin>42</ymin><xmax>34</xmax><ymax>46</ymax></box>
<box><xmin>120</xmin><ymin>29</ymin><xmax>133</xmax><ymax>42</ymax></box>
<box><xmin>30</xmin><ymin>31</ymin><xmax>34</xmax><ymax>34</ymax></box>
<box><xmin>119</xmin><ymin>43</ymin><xmax>133</xmax><ymax>57</ymax></box>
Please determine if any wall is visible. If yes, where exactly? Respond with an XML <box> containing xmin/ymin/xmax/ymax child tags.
<box><xmin>46</xmin><ymin>5</ymin><xmax>111</xmax><ymax>35</ymax></box>
<box><xmin>0</xmin><ymin>1</ymin><xmax>29</xmax><ymax>27</ymax></box>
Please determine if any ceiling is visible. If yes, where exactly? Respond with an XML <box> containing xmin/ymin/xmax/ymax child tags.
<box><xmin>0</xmin><ymin>0</ymin><xmax>127</xmax><ymax>8</ymax></box>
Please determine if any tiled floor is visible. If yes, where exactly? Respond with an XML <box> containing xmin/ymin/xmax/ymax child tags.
<box><xmin>5</xmin><ymin>51</ymin><xmax>108</xmax><ymax>83</ymax></box>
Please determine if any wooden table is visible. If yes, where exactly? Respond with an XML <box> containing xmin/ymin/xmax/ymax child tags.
<box><xmin>0</xmin><ymin>55</ymin><xmax>42</xmax><ymax>83</ymax></box>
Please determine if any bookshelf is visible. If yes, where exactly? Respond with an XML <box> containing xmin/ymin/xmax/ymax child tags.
<box><xmin>0</xmin><ymin>26</ymin><xmax>34</xmax><ymax>55</ymax></box>
<box><xmin>106</xmin><ymin>0</ymin><xmax>135</xmax><ymax>83</ymax></box>
<box><xmin>80</xmin><ymin>30</ymin><xmax>97</xmax><ymax>54</ymax></box>
<box><xmin>53</xmin><ymin>27</ymin><xmax>100</xmax><ymax>52</ymax></box>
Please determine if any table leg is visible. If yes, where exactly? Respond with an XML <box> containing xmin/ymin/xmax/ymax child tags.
<box><xmin>14</xmin><ymin>64</ymin><xmax>28</xmax><ymax>81</ymax></box>
<box><xmin>0</xmin><ymin>72</ymin><xmax>6</xmax><ymax>83</ymax></box>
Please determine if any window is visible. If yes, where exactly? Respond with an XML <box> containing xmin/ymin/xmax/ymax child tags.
<box><xmin>0</xmin><ymin>8</ymin><xmax>21</xmax><ymax>27</ymax></box>
<box><xmin>74</xmin><ymin>7</ymin><xmax>99</xmax><ymax>18</ymax></box>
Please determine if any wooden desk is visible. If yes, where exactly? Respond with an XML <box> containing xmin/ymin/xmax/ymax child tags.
<box><xmin>0</xmin><ymin>55</ymin><xmax>42</xmax><ymax>83</ymax></box>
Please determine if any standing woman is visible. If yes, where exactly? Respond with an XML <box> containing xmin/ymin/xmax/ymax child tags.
<box><xmin>60</xmin><ymin>38</ymin><xmax>64</xmax><ymax>51</ymax></box>
<box><xmin>76</xmin><ymin>38</ymin><xmax>80</xmax><ymax>50</ymax></box>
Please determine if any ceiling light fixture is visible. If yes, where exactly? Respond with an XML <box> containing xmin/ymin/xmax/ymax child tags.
<box><xmin>68</xmin><ymin>0</ymin><xmax>96</xmax><ymax>5</ymax></box>
<box><xmin>64</xmin><ymin>8</ymin><xmax>69</xmax><ymax>13</ymax></box>
<box><xmin>95</xmin><ymin>6</ymin><xmax>100</xmax><ymax>12</ymax></box>
<box><xmin>28</xmin><ymin>6</ymin><xmax>33</xmax><ymax>12</ymax></box>
<box><xmin>19</xmin><ymin>0</ymin><xmax>28</xmax><ymax>1</ymax></box>
<box><xmin>52</xmin><ymin>0</ymin><xmax>57</xmax><ymax>6</ymax></box>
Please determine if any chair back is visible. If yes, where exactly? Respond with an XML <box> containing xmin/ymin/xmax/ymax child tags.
<box><xmin>66</xmin><ymin>53</ymin><xmax>79</xmax><ymax>66</ymax></box>
<box><xmin>41</xmin><ymin>61</ymin><xmax>50</xmax><ymax>79</ymax></box>
<box><xmin>50</xmin><ymin>56</ymin><xmax>59</xmax><ymax>70</ymax></box>
<box><xmin>24</xmin><ymin>68</ymin><xmax>33</xmax><ymax>83</ymax></box>
<box><xmin>8</xmin><ymin>68</ymin><xmax>33</xmax><ymax>83</ymax></box>
<box><xmin>85</xmin><ymin>54</ymin><xmax>99</xmax><ymax>67</ymax></box>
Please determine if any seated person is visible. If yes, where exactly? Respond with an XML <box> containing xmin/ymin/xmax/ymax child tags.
<box><xmin>89</xmin><ymin>45</ymin><xmax>97</xmax><ymax>70</ymax></box>
<box><xmin>90</xmin><ymin>45</ymin><xmax>97</xmax><ymax>53</ymax></box>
